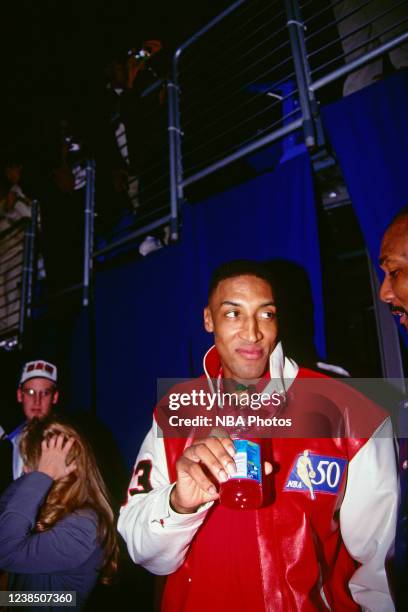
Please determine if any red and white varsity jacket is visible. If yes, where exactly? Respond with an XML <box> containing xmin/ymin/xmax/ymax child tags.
<box><xmin>118</xmin><ymin>343</ymin><xmax>398</xmax><ymax>611</ymax></box>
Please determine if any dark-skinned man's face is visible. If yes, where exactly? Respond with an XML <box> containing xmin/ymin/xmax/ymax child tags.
<box><xmin>380</xmin><ymin>216</ymin><xmax>408</xmax><ymax>330</ymax></box>
<box><xmin>204</xmin><ymin>274</ymin><xmax>278</xmax><ymax>382</ymax></box>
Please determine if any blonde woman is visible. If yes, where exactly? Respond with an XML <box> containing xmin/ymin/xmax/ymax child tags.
<box><xmin>0</xmin><ymin>416</ymin><xmax>118</xmax><ymax>610</ymax></box>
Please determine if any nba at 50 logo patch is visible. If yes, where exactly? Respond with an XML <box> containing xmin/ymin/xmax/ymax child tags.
<box><xmin>284</xmin><ymin>451</ymin><xmax>347</xmax><ymax>500</ymax></box>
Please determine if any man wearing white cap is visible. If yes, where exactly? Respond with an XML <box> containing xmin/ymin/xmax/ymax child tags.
<box><xmin>0</xmin><ymin>360</ymin><xmax>58</xmax><ymax>489</ymax></box>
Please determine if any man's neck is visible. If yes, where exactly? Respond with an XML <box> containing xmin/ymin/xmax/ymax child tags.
<box><xmin>223</xmin><ymin>378</ymin><xmax>262</xmax><ymax>391</ymax></box>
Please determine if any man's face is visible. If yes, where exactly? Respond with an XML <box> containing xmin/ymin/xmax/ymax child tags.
<box><xmin>204</xmin><ymin>275</ymin><xmax>278</xmax><ymax>382</ymax></box>
<box><xmin>17</xmin><ymin>377</ymin><xmax>59</xmax><ymax>420</ymax></box>
<box><xmin>379</xmin><ymin>217</ymin><xmax>408</xmax><ymax>330</ymax></box>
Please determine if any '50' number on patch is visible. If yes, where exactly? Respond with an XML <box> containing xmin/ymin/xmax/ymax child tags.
<box><xmin>311</xmin><ymin>460</ymin><xmax>343</xmax><ymax>488</ymax></box>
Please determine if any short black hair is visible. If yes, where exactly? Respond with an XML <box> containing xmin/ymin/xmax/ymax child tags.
<box><xmin>389</xmin><ymin>206</ymin><xmax>408</xmax><ymax>228</ymax></box>
<box><xmin>208</xmin><ymin>259</ymin><xmax>274</xmax><ymax>301</ymax></box>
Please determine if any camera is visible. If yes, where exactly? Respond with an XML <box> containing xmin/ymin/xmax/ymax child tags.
<box><xmin>128</xmin><ymin>48</ymin><xmax>151</xmax><ymax>61</ymax></box>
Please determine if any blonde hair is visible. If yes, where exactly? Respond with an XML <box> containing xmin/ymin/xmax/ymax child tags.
<box><xmin>20</xmin><ymin>416</ymin><xmax>119</xmax><ymax>584</ymax></box>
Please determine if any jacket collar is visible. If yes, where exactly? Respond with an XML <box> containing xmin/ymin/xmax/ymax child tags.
<box><xmin>203</xmin><ymin>341</ymin><xmax>299</xmax><ymax>398</ymax></box>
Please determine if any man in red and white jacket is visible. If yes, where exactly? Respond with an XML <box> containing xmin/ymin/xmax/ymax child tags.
<box><xmin>118</xmin><ymin>260</ymin><xmax>398</xmax><ymax>611</ymax></box>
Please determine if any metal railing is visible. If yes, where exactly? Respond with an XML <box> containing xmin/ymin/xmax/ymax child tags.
<box><xmin>89</xmin><ymin>0</ymin><xmax>408</xmax><ymax>252</ymax></box>
<box><xmin>83</xmin><ymin>160</ymin><xmax>96</xmax><ymax>307</ymax></box>
<box><xmin>170</xmin><ymin>0</ymin><xmax>303</xmax><ymax>186</ymax></box>
<box><xmin>165</xmin><ymin>0</ymin><xmax>408</xmax><ymax>231</ymax></box>
<box><xmin>302</xmin><ymin>0</ymin><xmax>408</xmax><ymax>93</ymax></box>
<box><xmin>0</xmin><ymin>203</ymin><xmax>37</xmax><ymax>349</ymax></box>
<box><xmin>10</xmin><ymin>0</ymin><xmax>407</xmax><ymax>348</ymax></box>
<box><xmin>95</xmin><ymin>79</ymin><xmax>171</xmax><ymax>247</ymax></box>
<box><xmin>31</xmin><ymin>160</ymin><xmax>96</xmax><ymax>310</ymax></box>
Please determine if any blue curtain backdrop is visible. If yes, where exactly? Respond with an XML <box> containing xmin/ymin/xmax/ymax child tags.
<box><xmin>322</xmin><ymin>70</ymin><xmax>408</xmax><ymax>586</ymax></box>
<box><xmin>321</xmin><ymin>70</ymin><xmax>408</xmax><ymax>268</ymax></box>
<box><xmin>94</xmin><ymin>153</ymin><xmax>323</xmax><ymax>467</ymax></box>
<box><xmin>186</xmin><ymin>153</ymin><xmax>324</xmax><ymax>376</ymax></box>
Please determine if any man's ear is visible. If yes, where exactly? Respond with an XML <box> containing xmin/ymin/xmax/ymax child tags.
<box><xmin>204</xmin><ymin>306</ymin><xmax>214</xmax><ymax>333</ymax></box>
<box><xmin>17</xmin><ymin>388</ymin><xmax>23</xmax><ymax>403</ymax></box>
<box><xmin>52</xmin><ymin>390</ymin><xmax>59</xmax><ymax>405</ymax></box>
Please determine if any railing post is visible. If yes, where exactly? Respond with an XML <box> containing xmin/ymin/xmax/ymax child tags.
<box><xmin>167</xmin><ymin>60</ymin><xmax>184</xmax><ymax>241</ymax></box>
<box><xmin>285</xmin><ymin>0</ymin><xmax>317</xmax><ymax>148</ymax></box>
<box><xmin>83</xmin><ymin>159</ymin><xmax>96</xmax><ymax>307</ymax></box>
<box><xmin>18</xmin><ymin>200</ymin><xmax>38</xmax><ymax>348</ymax></box>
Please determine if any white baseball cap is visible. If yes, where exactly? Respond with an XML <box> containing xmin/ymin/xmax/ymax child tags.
<box><xmin>20</xmin><ymin>360</ymin><xmax>58</xmax><ymax>385</ymax></box>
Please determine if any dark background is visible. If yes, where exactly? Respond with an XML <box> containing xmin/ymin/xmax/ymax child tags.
<box><xmin>0</xmin><ymin>0</ymin><xmax>232</xmax><ymax>160</ymax></box>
